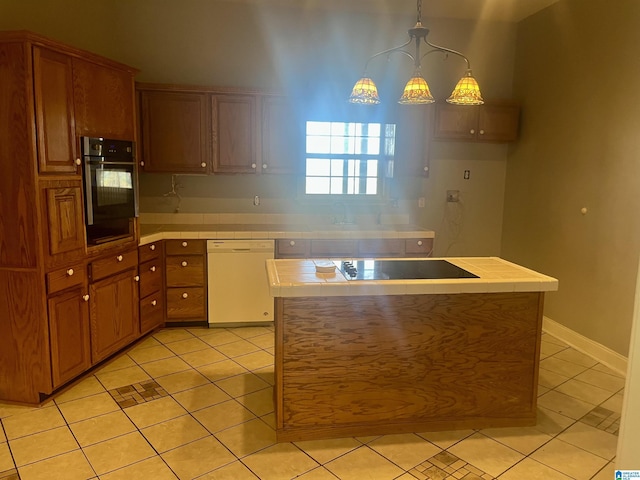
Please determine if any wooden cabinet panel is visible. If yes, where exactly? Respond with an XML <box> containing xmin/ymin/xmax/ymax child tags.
<box><xmin>48</xmin><ymin>285</ymin><xmax>91</xmax><ymax>388</ymax></box>
<box><xmin>140</xmin><ymin>292</ymin><xmax>164</xmax><ymax>334</ymax></box>
<box><xmin>44</xmin><ymin>185</ymin><xmax>85</xmax><ymax>258</ymax></box>
<box><xmin>46</xmin><ymin>262</ymin><xmax>86</xmax><ymax>295</ymax></box>
<box><xmin>166</xmin><ymin>255</ymin><xmax>205</xmax><ymax>287</ymax></box>
<box><xmin>212</xmin><ymin>94</ymin><xmax>257</xmax><ymax>173</ymax></box>
<box><xmin>139</xmin><ymin>91</ymin><xmax>210</xmax><ymax>173</ymax></box>
<box><xmin>166</xmin><ymin>287</ymin><xmax>206</xmax><ymax>319</ymax></box>
<box><xmin>33</xmin><ymin>47</ymin><xmax>78</xmax><ymax>174</ymax></box>
<box><xmin>139</xmin><ymin>241</ymin><xmax>163</xmax><ymax>263</ymax></box>
<box><xmin>261</xmin><ymin>95</ymin><xmax>299</xmax><ymax>174</ymax></box>
<box><xmin>404</xmin><ymin>238</ymin><xmax>434</xmax><ymax>256</ymax></box>
<box><xmin>139</xmin><ymin>242</ymin><xmax>164</xmax><ymax>334</ymax></box>
<box><xmin>72</xmin><ymin>58</ymin><xmax>135</xmax><ymax>140</ymax></box>
<box><xmin>90</xmin><ymin>249</ymin><xmax>138</xmax><ymax>282</ymax></box>
<box><xmin>434</xmin><ymin>103</ymin><xmax>519</xmax><ymax>143</ymax></box>
<box><xmin>478</xmin><ymin>105</ymin><xmax>520</xmax><ymax>142</ymax></box>
<box><xmin>139</xmin><ymin>259</ymin><xmax>163</xmax><ymax>299</ymax></box>
<box><xmin>276</xmin><ymin>239</ymin><xmax>310</xmax><ymax>258</ymax></box>
<box><xmin>165</xmin><ymin>239</ymin><xmax>205</xmax><ymax>255</ymax></box>
<box><xmin>310</xmin><ymin>239</ymin><xmax>356</xmax><ymax>257</ymax></box>
<box><xmin>358</xmin><ymin>239</ymin><xmax>403</xmax><ymax>257</ymax></box>
<box><xmin>90</xmin><ymin>268</ymin><xmax>139</xmax><ymax>363</ymax></box>
<box><xmin>434</xmin><ymin>105</ymin><xmax>478</xmax><ymax>140</ymax></box>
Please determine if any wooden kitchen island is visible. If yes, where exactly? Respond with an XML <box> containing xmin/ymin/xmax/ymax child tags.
<box><xmin>266</xmin><ymin>257</ymin><xmax>558</xmax><ymax>442</ymax></box>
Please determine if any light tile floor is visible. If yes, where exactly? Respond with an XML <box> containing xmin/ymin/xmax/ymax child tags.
<box><xmin>0</xmin><ymin>327</ymin><xmax>624</xmax><ymax>480</ymax></box>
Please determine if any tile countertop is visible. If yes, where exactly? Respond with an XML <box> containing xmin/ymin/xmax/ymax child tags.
<box><xmin>138</xmin><ymin>224</ymin><xmax>435</xmax><ymax>245</ymax></box>
<box><xmin>266</xmin><ymin>257</ymin><xmax>559</xmax><ymax>297</ymax></box>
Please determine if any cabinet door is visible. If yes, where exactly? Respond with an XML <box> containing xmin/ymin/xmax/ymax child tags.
<box><xmin>212</xmin><ymin>94</ymin><xmax>257</xmax><ymax>173</ymax></box>
<box><xmin>32</xmin><ymin>47</ymin><xmax>78</xmax><ymax>174</ymax></box>
<box><xmin>166</xmin><ymin>287</ymin><xmax>206</xmax><ymax>320</ymax></box>
<box><xmin>140</xmin><ymin>91</ymin><xmax>210</xmax><ymax>173</ymax></box>
<box><xmin>433</xmin><ymin>104</ymin><xmax>478</xmax><ymax>140</ymax></box>
<box><xmin>478</xmin><ymin>105</ymin><xmax>520</xmax><ymax>142</ymax></box>
<box><xmin>90</xmin><ymin>268</ymin><xmax>139</xmax><ymax>363</ymax></box>
<box><xmin>48</xmin><ymin>285</ymin><xmax>91</xmax><ymax>388</ymax></box>
<box><xmin>165</xmin><ymin>255</ymin><xmax>205</xmax><ymax>287</ymax></box>
<box><xmin>72</xmin><ymin>58</ymin><xmax>135</xmax><ymax>140</ymax></box>
<box><xmin>260</xmin><ymin>96</ymin><xmax>299</xmax><ymax>174</ymax></box>
<box><xmin>44</xmin><ymin>184</ymin><xmax>86</xmax><ymax>258</ymax></box>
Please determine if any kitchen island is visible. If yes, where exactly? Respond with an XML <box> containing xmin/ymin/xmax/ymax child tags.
<box><xmin>266</xmin><ymin>257</ymin><xmax>558</xmax><ymax>442</ymax></box>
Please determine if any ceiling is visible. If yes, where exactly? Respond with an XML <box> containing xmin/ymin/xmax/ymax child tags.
<box><xmin>220</xmin><ymin>0</ymin><xmax>560</xmax><ymax>22</ymax></box>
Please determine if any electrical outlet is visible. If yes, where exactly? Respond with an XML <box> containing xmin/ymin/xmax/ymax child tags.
<box><xmin>253</xmin><ymin>195</ymin><xmax>260</xmax><ymax>206</ymax></box>
<box><xmin>418</xmin><ymin>197</ymin><xmax>425</xmax><ymax>208</ymax></box>
<box><xmin>464</xmin><ymin>170</ymin><xmax>471</xmax><ymax>179</ymax></box>
<box><xmin>446</xmin><ymin>190</ymin><xmax>459</xmax><ymax>202</ymax></box>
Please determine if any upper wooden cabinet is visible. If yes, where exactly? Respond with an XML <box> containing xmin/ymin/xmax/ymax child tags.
<box><xmin>211</xmin><ymin>94</ymin><xmax>257</xmax><ymax>174</ymax></box>
<box><xmin>139</xmin><ymin>91</ymin><xmax>210</xmax><ymax>173</ymax></box>
<box><xmin>433</xmin><ymin>103</ymin><xmax>520</xmax><ymax>143</ymax></box>
<box><xmin>260</xmin><ymin>95</ymin><xmax>300</xmax><ymax>175</ymax></box>
<box><xmin>33</xmin><ymin>46</ymin><xmax>79</xmax><ymax>174</ymax></box>
<box><xmin>72</xmin><ymin>58</ymin><xmax>136</xmax><ymax>141</ymax></box>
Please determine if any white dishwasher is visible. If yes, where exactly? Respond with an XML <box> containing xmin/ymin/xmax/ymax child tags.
<box><xmin>207</xmin><ymin>239</ymin><xmax>274</xmax><ymax>326</ymax></box>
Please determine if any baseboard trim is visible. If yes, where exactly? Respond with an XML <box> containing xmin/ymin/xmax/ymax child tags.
<box><xmin>543</xmin><ymin>316</ymin><xmax>628</xmax><ymax>376</ymax></box>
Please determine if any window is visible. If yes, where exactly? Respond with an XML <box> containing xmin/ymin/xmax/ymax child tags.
<box><xmin>304</xmin><ymin>121</ymin><xmax>395</xmax><ymax>196</ymax></box>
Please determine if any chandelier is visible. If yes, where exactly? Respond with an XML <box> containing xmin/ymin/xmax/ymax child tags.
<box><xmin>349</xmin><ymin>0</ymin><xmax>484</xmax><ymax>106</ymax></box>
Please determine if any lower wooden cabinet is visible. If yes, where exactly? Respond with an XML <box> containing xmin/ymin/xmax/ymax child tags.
<box><xmin>276</xmin><ymin>238</ymin><xmax>434</xmax><ymax>259</ymax></box>
<box><xmin>165</xmin><ymin>240</ymin><xmax>207</xmax><ymax>323</ymax></box>
<box><xmin>139</xmin><ymin>241</ymin><xmax>165</xmax><ymax>334</ymax></box>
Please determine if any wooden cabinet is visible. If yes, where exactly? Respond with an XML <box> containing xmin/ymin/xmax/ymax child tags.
<box><xmin>433</xmin><ymin>103</ymin><xmax>520</xmax><ymax>143</ymax></box>
<box><xmin>165</xmin><ymin>240</ymin><xmax>207</xmax><ymax>323</ymax></box>
<box><xmin>72</xmin><ymin>57</ymin><xmax>136</xmax><ymax>140</ymax></box>
<box><xmin>47</xmin><ymin>264</ymin><xmax>90</xmax><ymax>388</ymax></box>
<box><xmin>139</xmin><ymin>91</ymin><xmax>210</xmax><ymax>173</ymax></box>
<box><xmin>212</xmin><ymin>94</ymin><xmax>257</xmax><ymax>173</ymax></box>
<box><xmin>275</xmin><ymin>237</ymin><xmax>434</xmax><ymax>259</ymax></box>
<box><xmin>89</xmin><ymin>248</ymin><xmax>140</xmax><ymax>363</ymax></box>
<box><xmin>260</xmin><ymin>95</ymin><xmax>299</xmax><ymax>174</ymax></box>
<box><xmin>0</xmin><ymin>31</ymin><xmax>139</xmax><ymax>404</ymax></box>
<box><xmin>32</xmin><ymin>46</ymin><xmax>79</xmax><ymax>174</ymax></box>
<box><xmin>139</xmin><ymin>241</ymin><xmax>165</xmax><ymax>334</ymax></box>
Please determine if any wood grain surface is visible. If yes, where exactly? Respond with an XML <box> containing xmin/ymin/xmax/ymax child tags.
<box><xmin>275</xmin><ymin>292</ymin><xmax>543</xmax><ymax>441</ymax></box>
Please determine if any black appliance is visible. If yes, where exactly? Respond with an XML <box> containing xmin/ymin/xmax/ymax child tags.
<box><xmin>335</xmin><ymin>259</ymin><xmax>478</xmax><ymax>280</ymax></box>
<box><xmin>82</xmin><ymin>137</ymin><xmax>138</xmax><ymax>244</ymax></box>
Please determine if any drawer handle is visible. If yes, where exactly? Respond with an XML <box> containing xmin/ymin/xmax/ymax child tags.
<box><xmin>150</xmin><ymin>266</ymin><xmax>156</xmax><ymax>272</ymax></box>
<box><xmin>140</xmin><ymin>161</ymin><xmax>145</xmax><ymax>167</ymax></box>
<box><xmin>182</xmin><ymin>292</ymin><xmax>188</xmax><ymax>299</ymax></box>
<box><xmin>151</xmin><ymin>300</ymin><xmax>157</xmax><ymax>306</ymax></box>
<box><xmin>201</xmin><ymin>162</ymin><xmax>207</xmax><ymax>168</ymax></box>
<box><xmin>289</xmin><ymin>240</ymin><xmax>296</xmax><ymax>247</ymax></box>
<box><xmin>75</xmin><ymin>158</ymin><xmax>81</xmax><ymax>166</ymax></box>
<box><xmin>66</xmin><ymin>268</ymin><xmax>74</xmax><ymax>276</ymax></box>
<box><xmin>423</xmin><ymin>166</ymin><xmax>429</xmax><ymax>172</ymax></box>
<box><xmin>417</xmin><ymin>240</ymin><xmax>423</xmax><ymax>246</ymax></box>
<box><xmin>470</xmin><ymin>129</ymin><xmax>475</xmax><ymax>135</ymax></box>
<box><xmin>182</xmin><ymin>241</ymin><xmax>188</xmax><ymax>247</ymax></box>
<box><xmin>149</xmin><ymin>244</ymin><xmax>156</xmax><ymax>251</ymax></box>
<box><xmin>134</xmin><ymin>275</ymin><xmax>140</xmax><ymax>282</ymax></box>
<box><xmin>479</xmin><ymin>129</ymin><xmax>485</xmax><ymax>135</ymax></box>
<box><xmin>251</xmin><ymin>163</ymin><xmax>256</xmax><ymax>169</ymax></box>
<box><xmin>117</xmin><ymin>255</ymin><xmax>123</xmax><ymax>262</ymax></box>
<box><xmin>83</xmin><ymin>294</ymin><xmax>89</xmax><ymax>302</ymax></box>
<box><xmin>262</xmin><ymin>164</ymin><xmax>268</xmax><ymax>169</ymax></box>
<box><xmin>181</xmin><ymin>261</ymin><xmax>188</xmax><ymax>267</ymax></box>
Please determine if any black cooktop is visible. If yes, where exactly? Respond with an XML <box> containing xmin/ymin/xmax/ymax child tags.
<box><xmin>334</xmin><ymin>259</ymin><xmax>478</xmax><ymax>281</ymax></box>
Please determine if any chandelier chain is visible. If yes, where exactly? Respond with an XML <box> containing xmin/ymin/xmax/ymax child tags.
<box><xmin>417</xmin><ymin>0</ymin><xmax>422</xmax><ymax>23</ymax></box>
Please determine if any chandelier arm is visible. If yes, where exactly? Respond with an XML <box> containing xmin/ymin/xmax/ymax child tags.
<box><xmin>423</xmin><ymin>38</ymin><xmax>471</xmax><ymax>69</ymax></box>
<box><xmin>361</xmin><ymin>38</ymin><xmax>414</xmax><ymax>73</ymax></box>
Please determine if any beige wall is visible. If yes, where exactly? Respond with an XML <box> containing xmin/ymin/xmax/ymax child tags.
<box><xmin>503</xmin><ymin>0</ymin><xmax>640</xmax><ymax>355</ymax></box>
<box><xmin>0</xmin><ymin>1</ymin><xmax>516</xmax><ymax>257</ymax></box>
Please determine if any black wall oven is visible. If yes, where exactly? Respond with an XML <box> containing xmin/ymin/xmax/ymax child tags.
<box><xmin>82</xmin><ymin>137</ymin><xmax>138</xmax><ymax>244</ymax></box>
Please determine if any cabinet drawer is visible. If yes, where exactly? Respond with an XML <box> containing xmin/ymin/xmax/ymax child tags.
<box><xmin>276</xmin><ymin>239</ymin><xmax>309</xmax><ymax>257</ymax></box>
<box><xmin>165</xmin><ymin>255</ymin><xmax>205</xmax><ymax>287</ymax></box>
<box><xmin>140</xmin><ymin>293</ymin><xmax>164</xmax><ymax>334</ymax></box>
<box><xmin>47</xmin><ymin>262</ymin><xmax>86</xmax><ymax>295</ymax></box>
<box><xmin>404</xmin><ymin>238</ymin><xmax>433</xmax><ymax>256</ymax></box>
<box><xmin>165</xmin><ymin>239</ymin><xmax>205</xmax><ymax>256</ymax></box>
<box><xmin>310</xmin><ymin>239</ymin><xmax>356</xmax><ymax>257</ymax></box>
<box><xmin>90</xmin><ymin>249</ymin><xmax>139</xmax><ymax>281</ymax></box>
<box><xmin>358</xmin><ymin>239</ymin><xmax>403</xmax><ymax>257</ymax></box>
<box><xmin>139</xmin><ymin>259</ymin><xmax>163</xmax><ymax>299</ymax></box>
<box><xmin>139</xmin><ymin>241</ymin><xmax>163</xmax><ymax>263</ymax></box>
<box><xmin>166</xmin><ymin>287</ymin><xmax>206</xmax><ymax>319</ymax></box>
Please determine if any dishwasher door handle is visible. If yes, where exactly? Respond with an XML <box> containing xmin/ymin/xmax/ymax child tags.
<box><xmin>231</xmin><ymin>248</ymin><xmax>252</xmax><ymax>253</ymax></box>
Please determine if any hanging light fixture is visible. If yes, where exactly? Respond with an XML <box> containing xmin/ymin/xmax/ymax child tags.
<box><xmin>349</xmin><ymin>0</ymin><xmax>484</xmax><ymax>106</ymax></box>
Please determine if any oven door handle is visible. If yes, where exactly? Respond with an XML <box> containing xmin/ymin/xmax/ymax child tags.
<box><xmin>84</xmin><ymin>159</ymin><xmax>135</xmax><ymax>166</ymax></box>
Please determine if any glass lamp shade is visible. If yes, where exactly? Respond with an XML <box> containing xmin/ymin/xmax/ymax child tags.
<box><xmin>447</xmin><ymin>70</ymin><xmax>484</xmax><ymax>105</ymax></box>
<box><xmin>349</xmin><ymin>77</ymin><xmax>381</xmax><ymax>105</ymax></box>
<box><xmin>398</xmin><ymin>72</ymin><xmax>435</xmax><ymax>105</ymax></box>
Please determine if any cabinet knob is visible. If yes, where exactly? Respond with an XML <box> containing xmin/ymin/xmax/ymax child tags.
<box><xmin>151</xmin><ymin>300</ymin><xmax>157</xmax><ymax>306</ymax></box>
<box><xmin>262</xmin><ymin>164</ymin><xmax>268</xmax><ymax>169</ymax></box>
<box><xmin>417</xmin><ymin>240</ymin><xmax>423</xmax><ymax>246</ymax></box>
<box><xmin>182</xmin><ymin>241</ymin><xmax>188</xmax><ymax>247</ymax></box>
<box><xmin>251</xmin><ymin>163</ymin><xmax>257</xmax><ymax>169</ymax></box>
<box><xmin>479</xmin><ymin>129</ymin><xmax>485</xmax><ymax>135</ymax></box>
<box><xmin>140</xmin><ymin>161</ymin><xmax>145</xmax><ymax>167</ymax></box>
<box><xmin>181</xmin><ymin>261</ymin><xmax>188</xmax><ymax>267</ymax></box>
<box><xmin>201</xmin><ymin>162</ymin><xmax>207</xmax><ymax>168</ymax></box>
<box><xmin>470</xmin><ymin>129</ymin><xmax>475</xmax><ymax>135</ymax></box>
<box><xmin>134</xmin><ymin>275</ymin><xmax>140</xmax><ymax>282</ymax></box>
<box><xmin>182</xmin><ymin>292</ymin><xmax>188</xmax><ymax>299</ymax></box>
<box><xmin>289</xmin><ymin>240</ymin><xmax>296</xmax><ymax>247</ymax></box>
<box><xmin>149</xmin><ymin>244</ymin><xmax>156</xmax><ymax>251</ymax></box>
<box><xmin>117</xmin><ymin>255</ymin><xmax>123</xmax><ymax>262</ymax></box>
<box><xmin>83</xmin><ymin>294</ymin><xmax>89</xmax><ymax>302</ymax></box>
<box><xmin>75</xmin><ymin>158</ymin><xmax>81</xmax><ymax>166</ymax></box>
<box><xmin>423</xmin><ymin>166</ymin><xmax>429</xmax><ymax>172</ymax></box>
<box><xmin>150</xmin><ymin>265</ymin><xmax>156</xmax><ymax>272</ymax></box>
<box><xmin>66</xmin><ymin>268</ymin><xmax>74</xmax><ymax>276</ymax></box>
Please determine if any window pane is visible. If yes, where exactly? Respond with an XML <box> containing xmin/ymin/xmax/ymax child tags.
<box><xmin>367</xmin><ymin>160</ymin><xmax>378</xmax><ymax>177</ymax></box>
<box><xmin>330</xmin><ymin>177</ymin><xmax>343</xmax><ymax>194</ymax></box>
<box><xmin>307</xmin><ymin>136</ymin><xmax>331</xmax><ymax>154</ymax></box>
<box><xmin>366</xmin><ymin>178</ymin><xmax>377</xmax><ymax>194</ymax></box>
<box><xmin>306</xmin><ymin>177</ymin><xmax>330</xmax><ymax>194</ymax></box>
<box><xmin>355</xmin><ymin>137</ymin><xmax>380</xmax><ymax>155</ymax></box>
<box><xmin>330</xmin><ymin>159</ymin><xmax>344</xmax><ymax>176</ymax></box>
<box><xmin>306</xmin><ymin>158</ymin><xmax>330</xmax><ymax>176</ymax></box>
<box><xmin>307</xmin><ymin>121</ymin><xmax>331</xmax><ymax>135</ymax></box>
<box><xmin>331</xmin><ymin>122</ymin><xmax>355</xmax><ymax>136</ymax></box>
